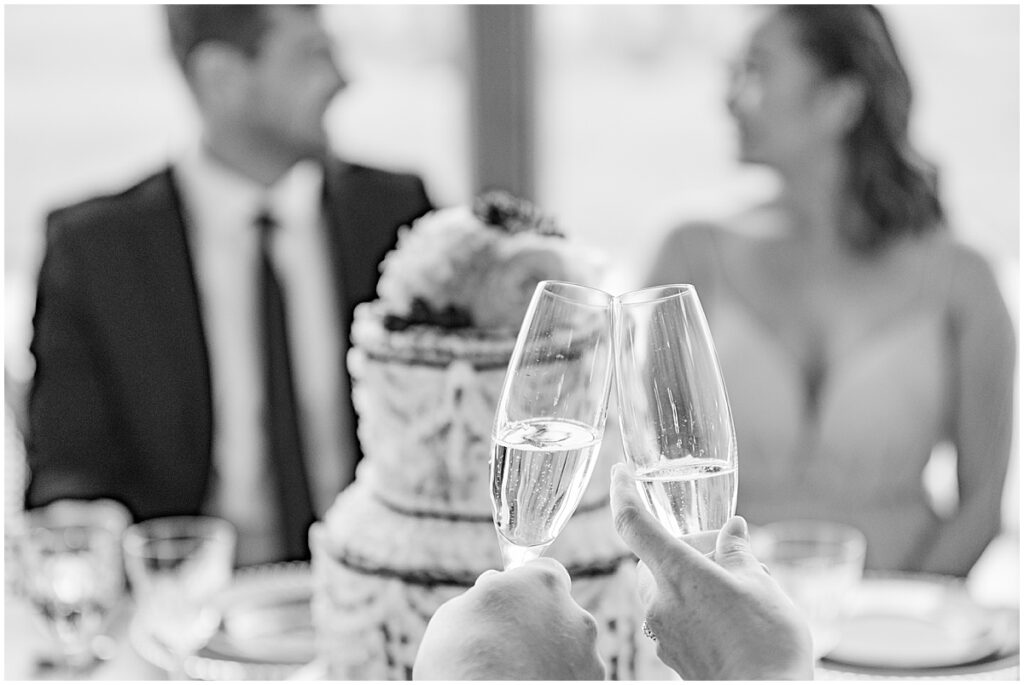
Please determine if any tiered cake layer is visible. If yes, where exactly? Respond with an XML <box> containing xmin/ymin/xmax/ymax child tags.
<box><xmin>311</xmin><ymin>304</ymin><xmax>668</xmax><ymax>679</ymax></box>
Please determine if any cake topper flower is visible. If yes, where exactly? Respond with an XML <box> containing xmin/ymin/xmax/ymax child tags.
<box><xmin>472</xmin><ymin>189</ymin><xmax>564</xmax><ymax>237</ymax></box>
<box><xmin>377</xmin><ymin>192</ymin><xmax>585</xmax><ymax>332</ymax></box>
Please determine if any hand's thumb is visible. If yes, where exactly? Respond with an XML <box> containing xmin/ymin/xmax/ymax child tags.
<box><xmin>715</xmin><ymin>516</ymin><xmax>761</xmax><ymax>574</ymax></box>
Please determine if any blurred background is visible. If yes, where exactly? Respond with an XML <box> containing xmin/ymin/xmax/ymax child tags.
<box><xmin>4</xmin><ymin>4</ymin><xmax>1018</xmax><ymax>571</ymax></box>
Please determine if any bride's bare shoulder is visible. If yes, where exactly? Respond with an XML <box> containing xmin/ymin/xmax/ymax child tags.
<box><xmin>662</xmin><ymin>202</ymin><xmax>781</xmax><ymax>254</ymax></box>
<box><xmin>933</xmin><ymin>236</ymin><xmax>1012</xmax><ymax>311</ymax></box>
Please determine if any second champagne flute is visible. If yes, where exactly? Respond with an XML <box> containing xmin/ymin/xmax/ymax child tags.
<box><xmin>612</xmin><ymin>284</ymin><xmax>738</xmax><ymax>538</ymax></box>
<box><xmin>490</xmin><ymin>280</ymin><xmax>614</xmax><ymax>569</ymax></box>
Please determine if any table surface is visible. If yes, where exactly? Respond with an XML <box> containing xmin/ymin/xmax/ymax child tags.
<box><xmin>4</xmin><ymin>533</ymin><xmax>1019</xmax><ymax>681</ymax></box>
<box><xmin>4</xmin><ymin>598</ymin><xmax>162</xmax><ymax>680</ymax></box>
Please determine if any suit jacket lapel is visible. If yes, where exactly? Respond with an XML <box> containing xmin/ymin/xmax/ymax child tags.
<box><xmin>123</xmin><ymin>169</ymin><xmax>213</xmax><ymax>492</ymax></box>
<box><xmin>319</xmin><ymin>159</ymin><xmax>366</xmax><ymax>475</ymax></box>
<box><xmin>322</xmin><ymin>158</ymin><xmax>360</xmax><ymax>327</ymax></box>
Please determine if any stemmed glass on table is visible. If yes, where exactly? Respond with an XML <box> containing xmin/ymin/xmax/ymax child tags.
<box><xmin>489</xmin><ymin>280</ymin><xmax>615</xmax><ymax>569</ymax></box>
<box><xmin>612</xmin><ymin>284</ymin><xmax>737</xmax><ymax>539</ymax></box>
<box><xmin>122</xmin><ymin>516</ymin><xmax>235</xmax><ymax>678</ymax></box>
<box><xmin>15</xmin><ymin>499</ymin><xmax>131</xmax><ymax>677</ymax></box>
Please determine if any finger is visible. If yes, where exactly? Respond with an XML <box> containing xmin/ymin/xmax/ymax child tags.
<box><xmin>609</xmin><ymin>463</ymin><xmax>675</xmax><ymax>570</ymax></box>
<box><xmin>471</xmin><ymin>568</ymin><xmax>504</xmax><ymax>593</ymax></box>
<box><xmin>610</xmin><ymin>463</ymin><xmax>705</xmax><ymax>579</ymax></box>
<box><xmin>474</xmin><ymin>569</ymin><xmax>501</xmax><ymax>585</ymax></box>
<box><xmin>520</xmin><ymin>556</ymin><xmax>573</xmax><ymax>592</ymax></box>
<box><xmin>681</xmin><ymin>530</ymin><xmax>718</xmax><ymax>557</ymax></box>
<box><xmin>635</xmin><ymin>560</ymin><xmax>657</xmax><ymax>605</ymax></box>
<box><xmin>714</xmin><ymin>516</ymin><xmax>763</xmax><ymax>575</ymax></box>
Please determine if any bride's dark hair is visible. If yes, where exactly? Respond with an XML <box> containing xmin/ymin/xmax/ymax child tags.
<box><xmin>781</xmin><ymin>5</ymin><xmax>945</xmax><ymax>251</ymax></box>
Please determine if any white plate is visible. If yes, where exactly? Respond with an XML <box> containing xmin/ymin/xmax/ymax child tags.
<box><xmin>289</xmin><ymin>656</ymin><xmax>329</xmax><ymax>680</ymax></box>
<box><xmin>131</xmin><ymin>561</ymin><xmax>315</xmax><ymax>680</ymax></box>
<box><xmin>825</xmin><ymin>574</ymin><xmax>1000</xmax><ymax>670</ymax></box>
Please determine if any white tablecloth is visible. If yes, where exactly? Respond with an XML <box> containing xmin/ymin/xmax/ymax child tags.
<box><xmin>4</xmin><ymin>533</ymin><xmax>1018</xmax><ymax>681</ymax></box>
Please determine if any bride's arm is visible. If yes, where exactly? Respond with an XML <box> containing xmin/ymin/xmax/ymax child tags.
<box><xmin>919</xmin><ymin>244</ymin><xmax>1015</xmax><ymax>577</ymax></box>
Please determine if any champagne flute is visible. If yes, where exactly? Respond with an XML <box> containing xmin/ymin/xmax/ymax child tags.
<box><xmin>15</xmin><ymin>499</ymin><xmax>130</xmax><ymax>677</ymax></box>
<box><xmin>490</xmin><ymin>280</ymin><xmax>615</xmax><ymax>569</ymax></box>
<box><xmin>612</xmin><ymin>284</ymin><xmax>738</xmax><ymax>538</ymax></box>
<box><xmin>122</xmin><ymin>516</ymin><xmax>235</xmax><ymax>678</ymax></box>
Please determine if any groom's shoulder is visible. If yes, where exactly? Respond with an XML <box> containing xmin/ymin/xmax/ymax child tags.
<box><xmin>327</xmin><ymin>156</ymin><xmax>426</xmax><ymax>194</ymax></box>
<box><xmin>46</xmin><ymin>168</ymin><xmax>174</xmax><ymax>242</ymax></box>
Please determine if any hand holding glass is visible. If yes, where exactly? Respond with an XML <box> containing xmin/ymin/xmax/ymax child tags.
<box><xmin>490</xmin><ymin>281</ymin><xmax>615</xmax><ymax>569</ymax></box>
<box><xmin>612</xmin><ymin>284</ymin><xmax>738</xmax><ymax>538</ymax></box>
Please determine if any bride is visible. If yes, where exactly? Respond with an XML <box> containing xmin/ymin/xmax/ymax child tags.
<box><xmin>645</xmin><ymin>5</ymin><xmax>1015</xmax><ymax>576</ymax></box>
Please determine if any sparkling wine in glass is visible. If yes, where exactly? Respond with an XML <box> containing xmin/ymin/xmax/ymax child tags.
<box><xmin>122</xmin><ymin>516</ymin><xmax>235</xmax><ymax>677</ymax></box>
<box><xmin>490</xmin><ymin>280</ymin><xmax>614</xmax><ymax>569</ymax></box>
<box><xmin>612</xmin><ymin>284</ymin><xmax>738</xmax><ymax>538</ymax></box>
<box><xmin>15</xmin><ymin>499</ymin><xmax>130</xmax><ymax>676</ymax></box>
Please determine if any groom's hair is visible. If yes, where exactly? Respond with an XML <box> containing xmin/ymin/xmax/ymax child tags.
<box><xmin>164</xmin><ymin>5</ymin><xmax>316</xmax><ymax>75</ymax></box>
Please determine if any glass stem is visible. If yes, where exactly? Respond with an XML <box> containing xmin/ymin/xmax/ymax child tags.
<box><xmin>497</xmin><ymin>536</ymin><xmax>549</xmax><ymax>570</ymax></box>
<box><xmin>61</xmin><ymin>646</ymin><xmax>99</xmax><ymax>680</ymax></box>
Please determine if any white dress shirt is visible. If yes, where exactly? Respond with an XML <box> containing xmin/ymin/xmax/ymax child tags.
<box><xmin>174</xmin><ymin>145</ymin><xmax>352</xmax><ymax>565</ymax></box>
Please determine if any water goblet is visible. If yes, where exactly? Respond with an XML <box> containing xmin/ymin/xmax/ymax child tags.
<box><xmin>752</xmin><ymin>520</ymin><xmax>867</xmax><ymax>659</ymax></box>
<box><xmin>612</xmin><ymin>284</ymin><xmax>738</xmax><ymax>538</ymax></box>
<box><xmin>16</xmin><ymin>499</ymin><xmax>131</xmax><ymax>677</ymax></box>
<box><xmin>122</xmin><ymin>516</ymin><xmax>235</xmax><ymax>678</ymax></box>
<box><xmin>490</xmin><ymin>280</ymin><xmax>615</xmax><ymax>569</ymax></box>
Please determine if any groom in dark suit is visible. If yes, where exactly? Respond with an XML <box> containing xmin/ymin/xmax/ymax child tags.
<box><xmin>26</xmin><ymin>5</ymin><xmax>432</xmax><ymax>563</ymax></box>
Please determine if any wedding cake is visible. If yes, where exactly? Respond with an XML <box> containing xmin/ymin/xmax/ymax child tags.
<box><xmin>309</xmin><ymin>193</ymin><xmax>664</xmax><ymax>680</ymax></box>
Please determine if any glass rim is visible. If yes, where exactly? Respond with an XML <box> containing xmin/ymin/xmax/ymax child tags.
<box><xmin>24</xmin><ymin>498</ymin><xmax>131</xmax><ymax>531</ymax></box>
<box><xmin>122</xmin><ymin>515</ymin><xmax>235</xmax><ymax>557</ymax></box>
<box><xmin>755</xmin><ymin>519</ymin><xmax>867</xmax><ymax>551</ymax></box>
<box><xmin>616</xmin><ymin>283</ymin><xmax>695</xmax><ymax>306</ymax></box>
<box><xmin>536</xmin><ymin>279</ymin><xmax>613</xmax><ymax>308</ymax></box>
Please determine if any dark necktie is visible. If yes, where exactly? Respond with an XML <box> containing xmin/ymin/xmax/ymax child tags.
<box><xmin>255</xmin><ymin>210</ymin><xmax>315</xmax><ymax>561</ymax></box>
